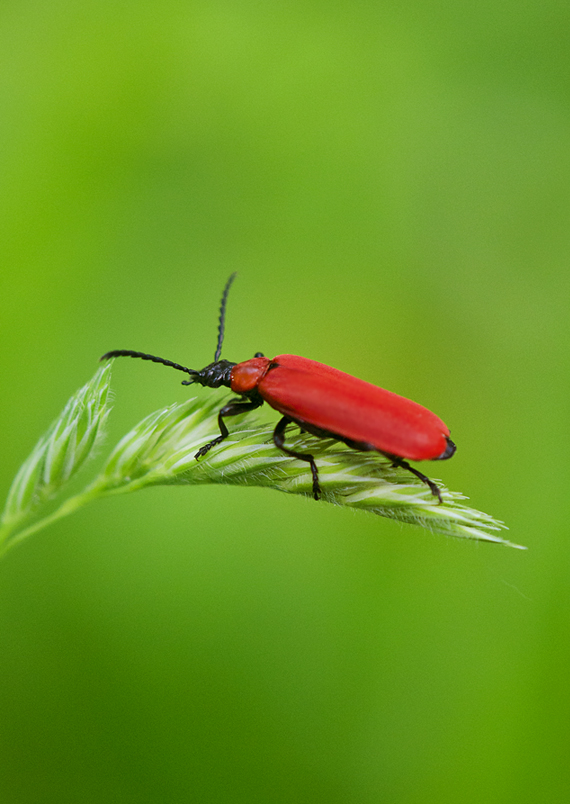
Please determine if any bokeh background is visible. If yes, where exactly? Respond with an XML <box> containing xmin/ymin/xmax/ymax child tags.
<box><xmin>1</xmin><ymin>2</ymin><xmax>569</xmax><ymax>802</ymax></box>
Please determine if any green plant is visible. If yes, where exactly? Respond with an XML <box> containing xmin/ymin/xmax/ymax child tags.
<box><xmin>0</xmin><ymin>363</ymin><xmax>522</xmax><ymax>556</ymax></box>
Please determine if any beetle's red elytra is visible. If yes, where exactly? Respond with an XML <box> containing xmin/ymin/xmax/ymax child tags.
<box><xmin>101</xmin><ymin>274</ymin><xmax>455</xmax><ymax>502</ymax></box>
<box><xmin>232</xmin><ymin>354</ymin><xmax>452</xmax><ymax>462</ymax></box>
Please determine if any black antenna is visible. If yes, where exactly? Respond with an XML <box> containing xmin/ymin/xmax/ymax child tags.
<box><xmin>214</xmin><ymin>272</ymin><xmax>237</xmax><ymax>362</ymax></box>
<box><xmin>100</xmin><ymin>349</ymin><xmax>199</xmax><ymax>380</ymax></box>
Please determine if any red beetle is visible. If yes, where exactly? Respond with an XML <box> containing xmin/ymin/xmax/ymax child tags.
<box><xmin>101</xmin><ymin>274</ymin><xmax>455</xmax><ymax>502</ymax></box>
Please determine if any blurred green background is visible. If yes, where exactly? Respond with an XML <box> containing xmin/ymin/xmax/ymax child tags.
<box><xmin>1</xmin><ymin>1</ymin><xmax>569</xmax><ymax>802</ymax></box>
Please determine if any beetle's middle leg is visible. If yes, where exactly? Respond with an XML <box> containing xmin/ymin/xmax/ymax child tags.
<box><xmin>273</xmin><ymin>416</ymin><xmax>321</xmax><ymax>501</ymax></box>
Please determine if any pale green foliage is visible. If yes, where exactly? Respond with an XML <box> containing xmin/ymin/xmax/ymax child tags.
<box><xmin>1</xmin><ymin>365</ymin><xmax>111</xmax><ymax>535</ymax></box>
<box><xmin>0</xmin><ymin>364</ymin><xmax>522</xmax><ymax>555</ymax></box>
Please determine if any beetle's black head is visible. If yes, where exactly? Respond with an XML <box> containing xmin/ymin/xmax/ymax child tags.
<box><xmin>181</xmin><ymin>359</ymin><xmax>236</xmax><ymax>389</ymax></box>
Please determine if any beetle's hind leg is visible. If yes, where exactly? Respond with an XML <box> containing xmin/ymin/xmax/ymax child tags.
<box><xmin>388</xmin><ymin>457</ymin><xmax>443</xmax><ymax>504</ymax></box>
<box><xmin>273</xmin><ymin>416</ymin><xmax>321</xmax><ymax>501</ymax></box>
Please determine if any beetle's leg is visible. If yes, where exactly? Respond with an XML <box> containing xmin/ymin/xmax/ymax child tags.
<box><xmin>273</xmin><ymin>416</ymin><xmax>321</xmax><ymax>501</ymax></box>
<box><xmin>195</xmin><ymin>398</ymin><xmax>262</xmax><ymax>460</ymax></box>
<box><xmin>390</xmin><ymin>457</ymin><xmax>443</xmax><ymax>504</ymax></box>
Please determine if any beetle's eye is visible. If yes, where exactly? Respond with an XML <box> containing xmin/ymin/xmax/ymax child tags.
<box><xmin>254</xmin><ymin>352</ymin><xmax>264</xmax><ymax>358</ymax></box>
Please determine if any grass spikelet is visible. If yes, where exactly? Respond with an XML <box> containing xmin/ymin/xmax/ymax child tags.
<box><xmin>0</xmin><ymin>365</ymin><xmax>521</xmax><ymax>555</ymax></box>
<box><xmin>0</xmin><ymin>364</ymin><xmax>112</xmax><ymax>546</ymax></box>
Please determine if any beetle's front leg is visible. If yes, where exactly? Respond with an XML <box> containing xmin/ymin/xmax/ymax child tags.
<box><xmin>195</xmin><ymin>397</ymin><xmax>263</xmax><ymax>460</ymax></box>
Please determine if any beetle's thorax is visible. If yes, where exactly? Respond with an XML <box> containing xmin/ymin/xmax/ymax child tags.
<box><xmin>230</xmin><ymin>357</ymin><xmax>272</xmax><ymax>394</ymax></box>
<box><xmin>193</xmin><ymin>360</ymin><xmax>236</xmax><ymax>388</ymax></box>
